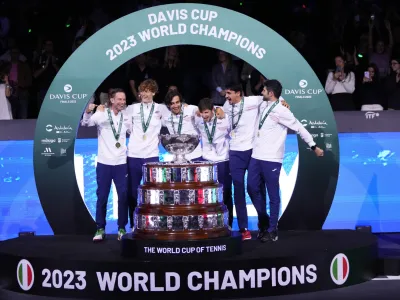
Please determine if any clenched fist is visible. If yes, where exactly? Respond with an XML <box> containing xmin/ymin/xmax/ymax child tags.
<box><xmin>86</xmin><ymin>103</ymin><xmax>97</xmax><ymax>113</ymax></box>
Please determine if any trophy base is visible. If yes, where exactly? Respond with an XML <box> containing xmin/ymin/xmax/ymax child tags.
<box><xmin>121</xmin><ymin>231</ymin><xmax>242</xmax><ymax>261</ymax></box>
<box><xmin>132</xmin><ymin>226</ymin><xmax>231</xmax><ymax>241</ymax></box>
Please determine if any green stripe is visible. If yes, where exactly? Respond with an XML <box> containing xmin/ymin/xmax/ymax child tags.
<box><xmin>333</xmin><ymin>258</ymin><xmax>338</xmax><ymax>280</ymax></box>
<box><xmin>18</xmin><ymin>264</ymin><xmax>23</xmax><ymax>285</ymax></box>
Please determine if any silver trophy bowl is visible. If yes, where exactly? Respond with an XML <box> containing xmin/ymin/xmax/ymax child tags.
<box><xmin>160</xmin><ymin>134</ymin><xmax>200</xmax><ymax>163</ymax></box>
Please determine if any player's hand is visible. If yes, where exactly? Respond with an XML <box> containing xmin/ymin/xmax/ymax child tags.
<box><xmin>86</xmin><ymin>103</ymin><xmax>97</xmax><ymax>113</ymax></box>
<box><xmin>97</xmin><ymin>105</ymin><xmax>105</xmax><ymax>112</ymax></box>
<box><xmin>215</xmin><ymin>107</ymin><xmax>225</xmax><ymax>119</ymax></box>
<box><xmin>314</xmin><ymin>147</ymin><xmax>324</xmax><ymax>157</ymax></box>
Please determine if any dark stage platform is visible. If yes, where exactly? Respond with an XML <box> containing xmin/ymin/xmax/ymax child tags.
<box><xmin>0</xmin><ymin>230</ymin><xmax>377</xmax><ymax>299</ymax></box>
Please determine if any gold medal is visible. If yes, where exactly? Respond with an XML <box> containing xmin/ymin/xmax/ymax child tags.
<box><xmin>115</xmin><ymin>142</ymin><xmax>121</xmax><ymax>148</ymax></box>
<box><xmin>143</xmin><ymin>134</ymin><xmax>146</xmax><ymax>140</ymax></box>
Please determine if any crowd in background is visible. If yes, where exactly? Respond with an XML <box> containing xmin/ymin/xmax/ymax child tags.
<box><xmin>0</xmin><ymin>0</ymin><xmax>400</xmax><ymax>120</ymax></box>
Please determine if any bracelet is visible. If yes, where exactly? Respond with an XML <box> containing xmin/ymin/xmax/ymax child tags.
<box><xmin>311</xmin><ymin>145</ymin><xmax>316</xmax><ymax>151</ymax></box>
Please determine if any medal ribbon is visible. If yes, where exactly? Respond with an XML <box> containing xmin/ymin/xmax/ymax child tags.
<box><xmin>204</xmin><ymin>110</ymin><xmax>218</xmax><ymax>146</ymax></box>
<box><xmin>231</xmin><ymin>98</ymin><xmax>244</xmax><ymax>130</ymax></box>
<box><xmin>258</xmin><ymin>100</ymin><xmax>279</xmax><ymax>130</ymax></box>
<box><xmin>170</xmin><ymin>105</ymin><xmax>184</xmax><ymax>134</ymax></box>
<box><xmin>107</xmin><ymin>108</ymin><xmax>123</xmax><ymax>142</ymax></box>
<box><xmin>140</xmin><ymin>102</ymin><xmax>155</xmax><ymax>134</ymax></box>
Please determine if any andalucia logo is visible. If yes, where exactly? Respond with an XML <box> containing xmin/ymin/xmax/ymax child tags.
<box><xmin>330</xmin><ymin>253</ymin><xmax>350</xmax><ymax>285</ymax></box>
<box><xmin>16</xmin><ymin>259</ymin><xmax>35</xmax><ymax>291</ymax></box>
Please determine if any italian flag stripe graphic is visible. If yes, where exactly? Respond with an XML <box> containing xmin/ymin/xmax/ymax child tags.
<box><xmin>342</xmin><ymin>256</ymin><xmax>349</xmax><ymax>278</ymax></box>
<box><xmin>332</xmin><ymin>257</ymin><xmax>338</xmax><ymax>280</ymax></box>
<box><xmin>331</xmin><ymin>253</ymin><xmax>349</xmax><ymax>285</ymax></box>
<box><xmin>17</xmin><ymin>260</ymin><xmax>34</xmax><ymax>290</ymax></box>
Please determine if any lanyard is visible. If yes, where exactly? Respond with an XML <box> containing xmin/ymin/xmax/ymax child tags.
<box><xmin>107</xmin><ymin>108</ymin><xmax>123</xmax><ymax>141</ymax></box>
<box><xmin>170</xmin><ymin>105</ymin><xmax>184</xmax><ymax>134</ymax></box>
<box><xmin>204</xmin><ymin>110</ymin><xmax>217</xmax><ymax>145</ymax></box>
<box><xmin>140</xmin><ymin>102</ymin><xmax>155</xmax><ymax>134</ymax></box>
<box><xmin>231</xmin><ymin>98</ymin><xmax>244</xmax><ymax>130</ymax></box>
<box><xmin>258</xmin><ymin>100</ymin><xmax>279</xmax><ymax>130</ymax></box>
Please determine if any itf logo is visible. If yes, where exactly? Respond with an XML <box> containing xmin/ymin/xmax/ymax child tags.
<box><xmin>64</xmin><ymin>84</ymin><xmax>72</xmax><ymax>93</ymax></box>
<box><xmin>365</xmin><ymin>112</ymin><xmax>379</xmax><ymax>119</ymax></box>
<box><xmin>330</xmin><ymin>253</ymin><xmax>350</xmax><ymax>285</ymax></box>
<box><xmin>16</xmin><ymin>259</ymin><xmax>35</xmax><ymax>291</ymax></box>
<box><xmin>299</xmin><ymin>79</ymin><xmax>308</xmax><ymax>88</ymax></box>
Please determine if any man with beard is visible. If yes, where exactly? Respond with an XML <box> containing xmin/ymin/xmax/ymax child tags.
<box><xmin>248</xmin><ymin>80</ymin><xmax>323</xmax><ymax>243</ymax></box>
<box><xmin>222</xmin><ymin>83</ymin><xmax>290</xmax><ymax>241</ymax></box>
<box><xmin>82</xmin><ymin>88</ymin><xmax>130</xmax><ymax>242</ymax></box>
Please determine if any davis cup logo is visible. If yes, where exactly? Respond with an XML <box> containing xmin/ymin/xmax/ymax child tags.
<box><xmin>17</xmin><ymin>259</ymin><xmax>35</xmax><ymax>291</ymax></box>
<box><xmin>330</xmin><ymin>253</ymin><xmax>350</xmax><ymax>285</ymax></box>
<box><xmin>64</xmin><ymin>84</ymin><xmax>72</xmax><ymax>93</ymax></box>
<box><xmin>299</xmin><ymin>79</ymin><xmax>308</xmax><ymax>88</ymax></box>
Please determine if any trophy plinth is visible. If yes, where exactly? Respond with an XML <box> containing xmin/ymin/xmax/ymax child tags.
<box><xmin>132</xmin><ymin>134</ymin><xmax>231</xmax><ymax>241</ymax></box>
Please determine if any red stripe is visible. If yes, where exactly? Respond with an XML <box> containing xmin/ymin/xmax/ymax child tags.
<box><xmin>27</xmin><ymin>264</ymin><xmax>33</xmax><ymax>286</ymax></box>
<box><xmin>342</xmin><ymin>256</ymin><xmax>348</xmax><ymax>278</ymax></box>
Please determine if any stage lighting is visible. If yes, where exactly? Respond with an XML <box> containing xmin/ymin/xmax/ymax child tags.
<box><xmin>358</xmin><ymin>54</ymin><xmax>363</xmax><ymax>58</ymax></box>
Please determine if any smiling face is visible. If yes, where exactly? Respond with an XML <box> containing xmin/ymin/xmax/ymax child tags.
<box><xmin>110</xmin><ymin>92</ymin><xmax>126</xmax><ymax>111</ymax></box>
<box><xmin>169</xmin><ymin>95</ymin><xmax>182</xmax><ymax>114</ymax></box>
<box><xmin>200</xmin><ymin>108</ymin><xmax>213</xmax><ymax>122</ymax></box>
<box><xmin>140</xmin><ymin>89</ymin><xmax>154</xmax><ymax>103</ymax></box>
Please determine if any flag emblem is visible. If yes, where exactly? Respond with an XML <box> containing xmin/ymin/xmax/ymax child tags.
<box><xmin>330</xmin><ymin>253</ymin><xmax>350</xmax><ymax>285</ymax></box>
<box><xmin>16</xmin><ymin>259</ymin><xmax>35</xmax><ymax>291</ymax></box>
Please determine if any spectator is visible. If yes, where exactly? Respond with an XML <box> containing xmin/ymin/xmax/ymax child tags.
<box><xmin>8</xmin><ymin>47</ymin><xmax>32</xmax><ymax>119</ymax></box>
<box><xmin>210</xmin><ymin>50</ymin><xmax>239</xmax><ymax>105</ymax></box>
<box><xmin>368</xmin><ymin>19</ymin><xmax>393</xmax><ymax>78</ymax></box>
<box><xmin>325</xmin><ymin>54</ymin><xmax>356</xmax><ymax>111</ymax></box>
<box><xmin>384</xmin><ymin>57</ymin><xmax>400</xmax><ymax>110</ymax></box>
<box><xmin>359</xmin><ymin>63</ymin><xmax>384</xmax><ymax>111</ymax></box>
<box><xmin>157</xmin><ymin>46</ymin><xmax>183</xmax><ymax>100</ymax></box>
<box><xmin>33</xmin><ymin>39</ymin><xmax>61</xmax><ymax>112</ymax></box>
<box><xmin>0</xmin><ymin>67</ymin><xmax>12</xmax><ymax>120</ymax></box>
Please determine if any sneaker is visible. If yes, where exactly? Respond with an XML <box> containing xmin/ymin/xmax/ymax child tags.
<box><xmin>240</xmin><ymin>229</ymin><xmax>252</xmax><ymax>241</ymax></box>
<box><xmin>261</xmin><ymin>230</ymin><xmax>278</xmax><ymax>243</ymax></box>
<box><xmin>257</xmin><ymin>221</ymin><xmax>269</xmax><ymax>239</ymax></box>
<box><xmin>257</xmin><ymin>228</ymin><xmax>266</xmax><ymax>240</ymax></box>
<box><xmin>118</xmin><ymin>228</ymin><xmax>126</xmax><ymax>241</ymax></box>
<box><xmin>93</xmin><ymin>229</ymin><xmax>105</xmax><ymax>242</ymax></box>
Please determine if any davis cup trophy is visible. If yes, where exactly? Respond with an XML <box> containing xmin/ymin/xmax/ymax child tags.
<box><xmin>132</xmin><ymin>134</ymin><xmax>231</xmax><ymax>240</ymax></box>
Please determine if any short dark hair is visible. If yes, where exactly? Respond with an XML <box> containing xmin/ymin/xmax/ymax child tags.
<box><xmin>109</xmin><ymin>88</ymin><xmax>125</xmax><ymax>99</ymax></box>
<box><xmin>164</xmin><ymin>90</ymin><xmax>184</xmax><ymax>107</ymax></box>
<box><xmin>225</xmin><ymin>82</ymin><xmax>243</xmax><ymax>96</ymax></box>
<box><xmin>263</xmin><ymin>79</ymin><xmax>282</xmax><ymax>98</ymax></box>
<box><xmin>198</xmin><ymin>98</ymin><xmax>214</xmax><ymax>112</ymax></box>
